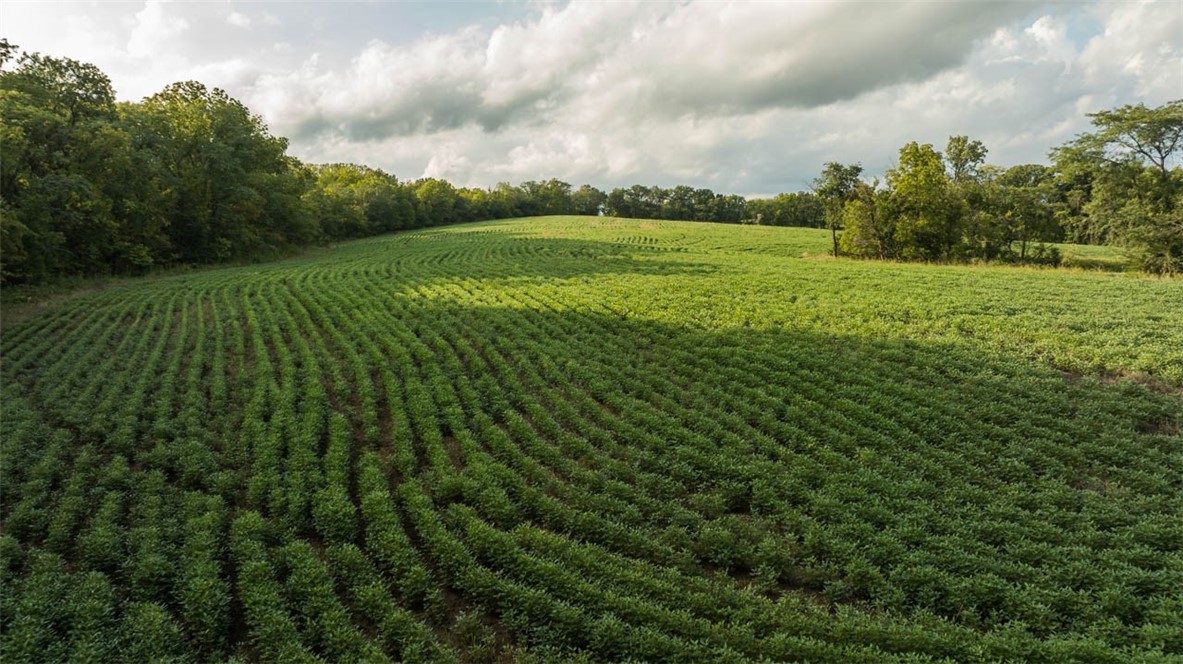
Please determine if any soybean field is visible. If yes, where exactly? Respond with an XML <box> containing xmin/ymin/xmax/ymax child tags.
<box><xmin>2</xmin><ymin>216</ymin><xmax>1181</xmax><ymax>663</ymax></box>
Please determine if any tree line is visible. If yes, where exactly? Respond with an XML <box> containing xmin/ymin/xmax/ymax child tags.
<box><xmin>812</xmin><ymin>101</ymin><xmax>1182</xmax><ymax>275</ymax></box>
<box><xmin>0</xmin><ymin>45</ymin><xmax>583</xmax><ymax>284</ymax></box>
<box><xmin>1</xmin><ymin>41</ymin><xmax>1178</xmax><ymax>283</ymax></box>
<box><xmin>0</xmin><ymin>43</ymin><xmax>782</xmax><ymax>285</ymax></box>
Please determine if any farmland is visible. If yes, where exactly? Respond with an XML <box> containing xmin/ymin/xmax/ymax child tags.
<box><xmin>1</xmin><ymin>216</ymin><xmax>1181</xmax><ymax>662</ymax></box>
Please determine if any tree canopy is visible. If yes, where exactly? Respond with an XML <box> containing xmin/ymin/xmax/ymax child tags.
<box><xmin>820</xmin><ymin>100</ymin><xmax>1181</xmax><ymax>273</ymax></box>
<box><xmin>1051</xmin><ymin>100</ymin><xmax>1183</xmax><ymax>274</ymax></box>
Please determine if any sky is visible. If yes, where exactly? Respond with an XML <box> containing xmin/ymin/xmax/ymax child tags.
<box><xmin>3</xmin><ymin>1</ymin><xmax>1181</xmax><ymax>196</ymax></box>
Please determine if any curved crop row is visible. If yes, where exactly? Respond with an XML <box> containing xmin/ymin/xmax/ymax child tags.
<box><xmin>1</xmin><ymin>217</ymin><xmax>1180</xmax><ymax>662</ymax></box>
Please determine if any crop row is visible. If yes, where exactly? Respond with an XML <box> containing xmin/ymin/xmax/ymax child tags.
<box><xmin>2</xmin><ymin>219</ymin><xmax>1180</xmax><ymax>661</ymax></box>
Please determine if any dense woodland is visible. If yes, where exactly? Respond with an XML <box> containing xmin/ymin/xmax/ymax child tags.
<box><xmin>1</xmin><ymin>42</ymin><xmax>1180</xmax><ymax>283</ymax></box>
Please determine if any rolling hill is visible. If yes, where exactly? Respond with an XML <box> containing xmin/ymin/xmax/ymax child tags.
<box><xmin>2</xmin><ymin>216</ymin><xmax>1181</xmax><ymax>662</ymax></box>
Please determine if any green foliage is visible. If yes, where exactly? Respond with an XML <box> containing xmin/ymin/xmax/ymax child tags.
<box><xmin>838</xmin><ymin>140</ymin><xmax>1073</xmax><ymax>266</ymax></box>
<box><xmin>178</xmin><ymin>499</ymin><xmax>231</xmax><ymax>658</ymax></box>
<box><xmin>120</xmin><ymin>602</ymin><xmax>193</xmax><ymax>663</ymax></box>
<box><xmin>603</xmin><ymin>184</ymin><xmax>748</xmax><ymax>223</ymax></box>
<box><xmin>887</xmin><ymin>142</ymin><xmax>965</xmax><ymax>260</ymax></box>
<box><xmin>571</xmin><ymin>183</ymin><xmax>607</xmax><ymax>216</ymax></box>
<box><xmin>1051</xmin><ymin>99</ymin><xmax>1183</xmax><ymax>275</ymax></box>
<box><xmin>1</xmin><ymin>213</ymin><xmax>1180</xmax><ymax>658</ymax></box>
<box><xmin>747</xmin><ymin>191</ymin><xmax>824</xmax><ymax>228</ymax></box>
<box><xmin>992</xmin><ymin>163</ymin><xmax>1064</xmax><ymax>260</ymax></box>
<box><xmin>814</xmin><ymin>161</ymin><xmax>864</xmax><ymax>257</ymax></box>
<box><xmin>304</xmin><ymin>163</ymin><xmax>416</xmax><ymax>238</ymax></box>
<box><xmin>838</xmin><ymin>181</ymin><xmax>893</xmax><ymax>259</ymax></box>
<box><xmin>2</xmin><ymin>47</ymin><xmax>624</xmax><ymax>285</ymax></box>
<box><xmin>2</xmin><ymin>45</ymin><xmax>1175</xmax><ymax>284</ymax></box>
<box><xmin>311</xmin><ymin>486</ymin><xmax>357</xmax><ymax>545</ymax></box>
<box><xmin>946</xmin><ymin>135</ymin><xmax>988</xmax><ymax>183</ymax></box>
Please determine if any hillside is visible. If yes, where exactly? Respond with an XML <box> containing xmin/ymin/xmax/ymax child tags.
<box><xmin>2</xmin><ymin>216</ymin><xmax>1181</xmax><ymax>662</ymax></box>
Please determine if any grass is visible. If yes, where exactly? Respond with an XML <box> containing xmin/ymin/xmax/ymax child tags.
<box><xmin>1057</xmin><ymin>241</ymin><xmax>1132</xmax><ymax>272</ymax></box>
<box><xmin>1</xmin><ymin>216</ymin><xmax>1180</xmax><ymax>662</ymax></box>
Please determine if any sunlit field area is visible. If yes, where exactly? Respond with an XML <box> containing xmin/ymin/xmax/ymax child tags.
<box><xmin>2</xmin><ymin>216</ymin><xmax>1180</xmax><ymax>662</ymax></box>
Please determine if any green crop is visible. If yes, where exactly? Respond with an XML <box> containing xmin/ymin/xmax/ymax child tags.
<box><xmin>1</xmin><ymin>216</ymin><xmax>1180</xmax><ymax>662</ymax></box>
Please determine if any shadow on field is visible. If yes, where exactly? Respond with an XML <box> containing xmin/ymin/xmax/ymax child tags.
<box><xmin>417</xmin><ymin>296</ymin><xmax>1182</xmax><ymax>495</ymax></box>
<box><xmin>402</xmin><ymin>293</ymin><xmax>1181</xmax><ymax>640</ymax></box>
<box><xmin>7</xmin><ymin>215</ymin><xmax>1183</xmax><ymax>663</ymax></box>
<box><xmin>2</xmin><ymin>259</ymin><xmax>1180</xmax><ymax>663</ymax></box>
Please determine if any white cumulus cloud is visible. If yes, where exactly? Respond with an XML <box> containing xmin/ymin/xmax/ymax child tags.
<box><xmin>226</xmin><ymin>11</ymin><xmax>251</xmax><ymax>29</ymax></box>
<box><xmin>3</xmin><ymin>0</ymin><xmax>1180</xmax><ymax>194</ymax></box>
<box><xmin>126</xmin><ymin>0</ymin><xmax>189</xmax><ymax>59</ymax></box>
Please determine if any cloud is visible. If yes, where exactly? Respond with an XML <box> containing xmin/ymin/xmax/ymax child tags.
<box><xmin>4</xmin><ymin>0</ymin><xmax>1181</xmax><ymax>194</ymax></box>
<box><xmin>1076</xmin><ymin>1</ymin><xmax>1183</xmax><ymax>99</ymax></box>
<box><xmin>253</xmin><ymin>1</ymin><xmax>1050</xmax><ymax>190</ymax></box>
<box><xmin>609</xmin><ymin>2</ymin><xmax>1034</xmax><ymax>116</ymax></box>
<box><xmin>253</xmin><ymin>1</ymin><xmax>1033</xmax><ymax>146</ymax></box>
<box><xmin>126</xmin><ymin>0</ymin><xmax>189</xmax><ymax>59</ymax></box>
<box><xmin>1023</xmin><ymin>16</ymin><xmax>1077</xmax><ymax>67</ymax></box>
<box><xmin>227</xmin><ymin>11</ymin><xmax>251</xmax><ymax>29</ymax></box>
<box><xmin>3</xmin><ymin>1</ymin><xmax>286</xmax><ymax>100</ymax></box>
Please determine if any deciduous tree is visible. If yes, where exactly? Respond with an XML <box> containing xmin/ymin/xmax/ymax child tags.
<box><xmin>886</xmin><ymin>143</ymin><xmax>963</xmax><ymax>261</ymax></box>
<box><xmin>813</xmin><ymin>162</ymin><xmax>863</xmax><ymax>257</ymax></box>
<box><xmin>1052</xmin><ymin>99</ymin><xmax>1183</xmax><ymax>274</ymax></box>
